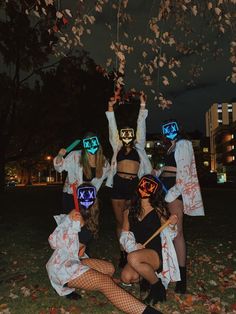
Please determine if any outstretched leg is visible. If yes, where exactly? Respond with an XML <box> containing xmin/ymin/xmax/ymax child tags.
<box><xmin>81</xmin><ymin>258</ymin><xmax>115</xmax><ymax>276</ymax></box>
<box><xmin>68</xmin><ymin>269</ymin><xmax>146</xmax><ymax>314</ymax></box>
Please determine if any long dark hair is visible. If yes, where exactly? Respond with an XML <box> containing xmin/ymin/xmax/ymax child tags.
<box><xmin>128</xmin><ymin>183</ymin><xmax>169</xmax><ymax>229</ymax></box>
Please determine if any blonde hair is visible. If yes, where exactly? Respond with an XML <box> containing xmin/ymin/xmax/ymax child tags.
<box><xmin>84</xmin><ymin>198</ymin><xmax>99</xmax><ymax>238</ymax></box>
<box><xmin>80</xmin><ymin>135</ymin><xmax>105</xmax><ymax>179</ymax></box>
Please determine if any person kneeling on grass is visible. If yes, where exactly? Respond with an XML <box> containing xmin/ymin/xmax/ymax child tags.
<box><xmin>46</xmin><ymin>183</ymin><xmax>162</xmax><ymax>314</ymax></box>
<box><xmin>119</xmin><ymin>174</ymin><xmax>180</xmax><ymax>305</ymax></box>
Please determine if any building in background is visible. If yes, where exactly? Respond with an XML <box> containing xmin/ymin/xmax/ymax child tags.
<box><xmin>205</xmin><ymin>102</ymin><xmax>236</xmax><ymax>183</ymax></box>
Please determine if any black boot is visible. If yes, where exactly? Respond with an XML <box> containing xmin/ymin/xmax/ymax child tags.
<box><xmin>144</xmin><ymin>280</ymin><xmax>166</xmax><ymax>305</ymax></box>
<box><xmin>142</xmin><ymin>305</ymin><xmax>163</xmax><ymax>314</ymax></box>
<box><xmin>175</xmin><ymin>266</ymin><xmax>187</xmax><ymax>294</ymax></box>
<box><xmin>140</xmin><ymin>278</ymin><xmax>151</xmax><ymax>297</ymax></box>
<box><xmin>118</xmin><ymin>251</ymin><xmax>127</xmax><ymax>268</ymax></box>
<box><xmin>65</xmin><ymin>291</ymin><xmax>81</xmax><ymax>300</ymax></box>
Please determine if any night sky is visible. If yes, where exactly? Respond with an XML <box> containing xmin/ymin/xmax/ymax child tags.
<box><xmin>66</xmin><ymin>1</ymin><xmax>236</xmax><ymax>134</ymax></box>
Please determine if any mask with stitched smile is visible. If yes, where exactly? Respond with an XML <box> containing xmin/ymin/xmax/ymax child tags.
<box><xmin>83</xmin><ymin>136</ymin><xmax>99</xmax><ymax>155</ymax></box>
<box><xmin>137</xmin><ymin>176</ymin><xmax>159</xmax><ymax>199</ymax></box>
<box><xmin>120</xmin><ymin>128</ymin><xmax>135</xmax><ymax>146</ymax></box>
<box><xmin>77</xmin><ymin>185</ymin><xmax>96</xmax><ymax>212</ymax></box>
<box><xmin>162</xmin><ymin>121</ymin><xmax>179</xmax><ymax>141</ymax></box>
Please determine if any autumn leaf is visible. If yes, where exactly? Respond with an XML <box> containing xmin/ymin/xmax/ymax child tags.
<box><xmin>56</xmin><ymin>11</ymin><xmax>63</xmax><ymax>19</ymax></box>
<box><xmin>65</xmin><ymin>9</ymin><xmax>72</xmax><ymax>17</ymax></box>
<box><xmin>191</xmin><ymin>5</ymin><xmax>198</xmax><ymax>16</ymax></box>
<box><xmin>215</xmin><ymin>7</ymin><xmax>221</xmax><ymax>15</ymax></box>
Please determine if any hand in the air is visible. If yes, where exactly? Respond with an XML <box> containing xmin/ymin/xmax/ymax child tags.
<box><xmin>58</xmin><ymin>148</ymin><xmax>67</xmax><ymax>157</ymax></box>
<box><xmin>140</xmin><ymin>91</ymin><xmax>147</xmax><ymax>105</ymax></box>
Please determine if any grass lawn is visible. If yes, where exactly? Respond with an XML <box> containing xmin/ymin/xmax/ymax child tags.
<box><xmin>0</xmin><ymin>186</ymin><xmax>236</xmax><ymax>314</ymax></box>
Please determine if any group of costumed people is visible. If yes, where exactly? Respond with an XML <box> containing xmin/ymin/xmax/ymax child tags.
<box><xmin>46</xmin><ymin>91</ymin><xmax>205</xmax><ymax>314</ymax></box>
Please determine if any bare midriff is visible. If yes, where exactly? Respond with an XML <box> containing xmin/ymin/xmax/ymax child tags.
<box><xmin>117</xmin><ymin>160</ymin><xmax>140</xmax><ymax>179</ymax></box>
<box><xmin>161</xmin><ymin>166</ymin><xmax>177</xmax><ymax>177</ymax></box>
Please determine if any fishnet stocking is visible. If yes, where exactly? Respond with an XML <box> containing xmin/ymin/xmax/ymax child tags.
<box><xmin>68</xmin><ymin>258</ymin><xmax>146</xmax><ymax>314</ymax></box>
<box><xmin>81</xmin><ymin>258</ymin><xmax>115</xmax><ymax>276</ymax></box>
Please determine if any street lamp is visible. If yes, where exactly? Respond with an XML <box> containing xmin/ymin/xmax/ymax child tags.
<box><xmin>46</xmin><ymin>155</ymin><xmax>52</xmax><ymax>183</ymax></box>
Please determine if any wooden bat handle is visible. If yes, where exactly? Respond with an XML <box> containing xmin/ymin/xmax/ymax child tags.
<box><xmin>72</xmin><ymin>183</ymin><xmax>80</xmax><ymax>212</ymax></box>
<box><xmin>143</xmin><ymin>219</ymin><xmax>171</xmax><ymax>247</ymax></box>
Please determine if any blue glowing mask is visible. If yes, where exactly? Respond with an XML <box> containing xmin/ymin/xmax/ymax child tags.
<box><xmin>162</xmin><ymin>121</ymin><xmax>179</xmax><ymax>140</ymax></box>
<box><xmin>83</xmin><ymin>136</ymin><xmax>99</xmax><ymax>154</ymax></box>
<box><xmin>77</xmin><ymin>186</ymin><xmax>96</xmax><ymax>210</ymax></box>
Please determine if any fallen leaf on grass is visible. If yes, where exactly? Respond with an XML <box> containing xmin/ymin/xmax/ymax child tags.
<box><xmin>9</xmin><ymin>292</ymin><xmax>18</xmax><ymax>299</ymax></box>
<box><xmin>231</xmin><ymin>303</ymin><xmax>236</xmax><ymax>311</ymax></box>
<box><xmin>196</xmin><ymin>293</ymin><xmax>210</xmax><ymax>301</ymax></box>
<box><xmin>209</xmin><ymin>280</ymin><xmax>217</xmax><ymax>286</ymax></box>
<box><xmin>49</xmin><ymin>308</ymin><xmax>58</xmax><ymax>314</ymax></box>
<box><xmin>20</xmin><ymin>286</ymin><xmax>31</xmax><ymax>297</ymax></box>
<box><xmin>207</xmin><ymin>302</ymin><xmax>222</xmax><ymax>313</ymax></box>
<box><xmin>87</xmin><ymin>295</ymin><xmax>108</xmax><ymax>307</ymax></box>
<box><xmin>64</xmin><ymin>306</ymin><xmax>81</xmax><ymax>314</ymax></box>
<box><xmin>5</xmin><ymin>273</ymin><xmax>27</xmax><ymax>283</ymax></box>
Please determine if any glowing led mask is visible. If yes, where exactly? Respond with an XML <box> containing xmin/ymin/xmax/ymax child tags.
<box><xmin>137</xmin><ymin>176</ymin><xmax>159</xmax><ymax>199</ymax></box>
<box><xmin>83</xmin><ymin>136</ymin><xmax>99</xmax><ymax>155</ymax></box>
<box><xmin>120</xmin><ymin>128</ymin><xmax>135</xmax><ymax>145</ymax></box>
<box><xmin>162</xmin><ymin>121</ymin><xmax>179</xmax><ymax>141</ymax></box>
<box><xmin>77</xmin><ymin>185</ymin><xmax>96</xmax><ymax>209</ymax></box>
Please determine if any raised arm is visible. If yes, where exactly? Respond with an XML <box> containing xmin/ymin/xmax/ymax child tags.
<box><xmin>105</xmin><ymin>97</ymin><xmax>120</xmax><ymax>151</ymax></box>
<box><xmin>53</xmin><ymin>148</ymin><xmax>67</xmax><ymax>173</ymax></box>
<box><xmin>136</xmin><ymin>92</ymin><xmax>148</xmax><ymax>149</ymax></box>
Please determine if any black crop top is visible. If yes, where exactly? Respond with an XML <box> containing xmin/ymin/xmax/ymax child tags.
<box><xmin>83</xmin><ymin>167</ymin><xmax>96</xmax><ymax>182</ymax></box>
<box><xmin>164</xmin><ymin>151</ymin><xmax>176</xmax><ymax>167</ymax></box>
<box><xmin>131</xmin><ymin>209</ymin><xmax>162</xmax><ymax>260</ymax></box>
<box><xmin>117</xmin><ymin>148</ymin><xmax>140</xmax><ymax>163</ymax></box>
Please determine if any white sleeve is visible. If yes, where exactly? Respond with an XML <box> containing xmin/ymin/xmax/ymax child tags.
<box><xmin>165</xmin><ymin>140</ymin><xmax>193</xmax><ymax>203</ymax></box>
<box><xmin>157</xmin><ymin>228</ymin><xmax>180</xmax><ymax>288</ymax></box>
<box><xmin>119</xmin><ymin>231</ymin><xmax>138</xmax><ymax>253</ymax></box>
<box><xmin>135</xmin><ymin>108</ymin><xmax>148</xmax><ymax>149</ymax></box>
<box><xmin>48</xmin><ymin>215</ymin><xmax>81</xmax><ymax>250</ymax></box>
<box><xmin>105</xmin><ymin>111</ymin><xmax>120</xmax><ymax>152</ymax></box>
<box><xmin>53</xmin><ymin>151</ymin><xmax>76</xmax><ymax>173</ymax></box>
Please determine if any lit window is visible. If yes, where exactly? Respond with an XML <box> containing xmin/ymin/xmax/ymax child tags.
<box><xmin>147</xmin><ymin>154</ymin><xmax>152</xmax><ymax>158</ymax></box>
<box><xmin>232</xmin><ymin>134</ymin><xmax>234</xmax><ymax>139</ymax></box>
<box><xmin>228</xmin><ymin>109</ymin><xmax>232</xmax><ymax>112</ymax></box>
<box><xmin>218</xmin><ymin>119</ymin><xmax>223</xmax><ymax>123</ymax></box>
<box><xmin>146</xmin><ymin>142</ymin><xmax>151</xmax><ymax>148</ymax></box>
<box><xmin>217</xmin><ymin>104</ymin><xmax>222</xmax><ymax>108</ymax></box>
<box><xmin>217</xmin><ymin>109</ymin><xmax>222</xmax><ymax>112</ymax></box>
<box><xmin>203</xmin><ymin>147</ymin><xmax>209</xmax><ymax>152</ymax></box>
<box><xmin>233</xmin><ymin>156</ymin><xmax>235</xmax><ymax>161</ymax></box>
<box><xmin>232</xmin><ymin>145</ymin><xmax>235</xmax><ymax>150</ymax></box>
<box><xmin>203</xmin><ymin>161</ymin><xmax>209</xmax><ymax>166</ymax></box>
<box><xmin>228</xmin><ymin>104</ymin><xmax>232</xmax><ymax>108</ymax></box>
